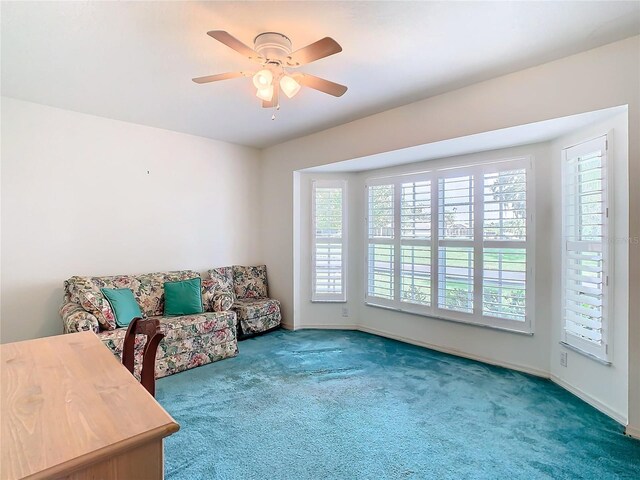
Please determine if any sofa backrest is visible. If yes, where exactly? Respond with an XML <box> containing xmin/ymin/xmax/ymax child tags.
<box><xmin>206</xmin><ymin>267</ymin><xmax>235</xmax><ymax>300</ymax></box>
<box><xmin>232</xmin><ymin>265</ymin><xmax>268</xmax><ymax>299</ymax></box>
<box><xmin>65</xmin><ymin>270</ymin><xmax>200</xmax><ymax>331</ymax></box>
<box><xmin>207</xmin><ymin>265</ymin><xmax>269</xmax><ymax>300</ymax></box>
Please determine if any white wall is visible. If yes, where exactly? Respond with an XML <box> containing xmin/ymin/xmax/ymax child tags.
<box><xmin>296</xmin><ymin>172</ymin><xmax>360</xmax><ymax>330</ymax></box>
<box><xmin>1</xmin><ymin>97</ymin><xmax>261</xmax><ymax>343</ymax></box>
<box><xmin>549</xmin><ymin>112</ymin><xmax>629</xmax><ymax>423</ymax></box>
<box><xmin>260</xmin><ymin>36</ymin><xmax>639</xmax><ymax>431</ymax></box>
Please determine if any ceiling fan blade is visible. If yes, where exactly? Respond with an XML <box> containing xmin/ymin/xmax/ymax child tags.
<box><xmin>262</xmin><ymin>83</ymin><xmax>279</xmax><ymax>108</ymax></box>
<box><xmin>298</xmin><ymin>74</ymin><xmax>348</xmax><ymax>97</ymax></box>
<box><xmin>192</xmin><ymin>71</ymin><xmax>250</xmax><ymax>84</ymax></box>
<box><xmin>286</xmin><ymin>37</ymin><xmax>342</xmax><ymax>67</ymax></box>
<box><xmin>207</xmin><ymin>30</ymin><xmax>263</xmax><ymax>62</ymax></box>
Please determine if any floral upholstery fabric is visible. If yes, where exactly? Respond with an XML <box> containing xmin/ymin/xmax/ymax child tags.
<box><xmin>60</xmin><ymin>302</ymin><xmax>100</xmax><ymax>334</ymax></box>
<box><xmin>202</xmin><ymin>279</ymin><xmax>233</xmax><ymax>312</ymax></box>
<box><xmin>206</xmin><ymin>265</ymin><xmax>281</xmax><ymax>336</ymax></box>
<box><xmin>232</xmin><ymin>298</ymin><xmax>281</xmax><ymax>335</ymax></box>
<box><xmin>61</xmin><ymin>270</ymin><xmax>240</xmax><ymax>378</ymax></box>
<box><xmin>214</xmin><ymin>293</ymin><xmax>234</xmax><ymax>312</ymax></box>
<box><xmin>232</xmin><ymin>265</ymin><xmax>268</xmax><ymax>299</ymax></box>
<box><xmin>207</xmin><ymin>267</ymin><xmax>235</xmax><ymax>299</ymax></box>
<box><xmin>98</xmin><ymin>311</ymin><xmax>238</xmax><ymax>378</ymax></box>
<box><xmin>64</xmin><ymin>270</ymin><xmax>199</xmax><ymax>330</ymax></box>
<box><xmin>201</xmin><ymin>279</ymin><xmax>216</xmax><ymax>311</ymax></box>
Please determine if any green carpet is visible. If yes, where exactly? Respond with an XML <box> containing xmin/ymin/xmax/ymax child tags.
<box><xmin>156</xmin><ymin>329</ymin><xmax>640</xmax><ymax>479</ymax></box>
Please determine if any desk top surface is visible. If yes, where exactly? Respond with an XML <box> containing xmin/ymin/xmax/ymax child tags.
<box><xmin>1</xmin><ymin>331</ymin><xmax>179</xmax><ymax>480</ymax></box>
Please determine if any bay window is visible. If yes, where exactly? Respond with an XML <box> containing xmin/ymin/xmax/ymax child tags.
<box><xmin>365</xmin><ymin>158</ymin><xmax>532</xmax><ymax>333</ymax></box>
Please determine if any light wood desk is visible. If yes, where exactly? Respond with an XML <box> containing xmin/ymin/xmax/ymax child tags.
<box><xmin>1</xmin><ymin>331</ymin><xmax>179</xmax><ymax>479</ymax></box>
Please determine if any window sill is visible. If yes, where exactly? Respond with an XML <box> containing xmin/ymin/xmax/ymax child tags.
<box><xmin>559</xmin><ymin>341</ymin><xmax>611</xmax><ymax>366</ymax></box>
<box><xmin>310</xmin><ymin>299</ymin><xmax>347</xmax><ymax>304</ymax></box>
<box><xmin>364</xmin><ymin>301</ymin><xmax>534</xmax><ymax>336</ymax></box>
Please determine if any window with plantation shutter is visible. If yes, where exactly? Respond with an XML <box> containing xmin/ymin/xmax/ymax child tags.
<box><xmin>367</xmin><ymin>183</ymin><xmax>395</xmax><ymax>301</ymax></box>
<box><xmin>312</xmin><ymin>180</ymin><xmax>346</xmax><ymax>302</ymax></box>
<box><xmin>401</xmin><ymin>181</ymin><xmax>432</xmax><ymax>306</ymax></box>
<box><xmin>365</xmin><ymin>157</ymin><xmax>532</xmax><ymax>334</ymax></box>
<box><xmin>437</xmin><ymin>175</ymin><xmax>474</xmax><ymax>313</ymax></box>
<box><xmin>562</xmin><ymin>136</ymin><xmax>610</xmax><ymax>362</ymax></box>
<box><xmin>482</xmin><ymin>168</ymin><xmax>527</xmax><ymax>322</ymax></box>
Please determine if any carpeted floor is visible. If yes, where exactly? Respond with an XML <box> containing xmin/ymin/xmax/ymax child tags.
<box><xmin>156</xmin><ymin>329</ymin><xmax>640</xmax><ymax>479</ymax></box>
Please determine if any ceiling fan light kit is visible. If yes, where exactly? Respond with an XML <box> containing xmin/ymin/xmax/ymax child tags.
<box><xmin>192</xmin><ymin>30</ymin><xmax>347</xmax><ymax>112</ymax></box>
<box><xmin>256</xmin><ymin>85</ymin><xmax>274</xmax><ymax>102</ymax></box>
<box><xmin>280</xmin><ymin>74</ymin><xmax>301</xmax><ymax>99</ymax></box>
<box><xmin>252</xmin><ymin>69</ymin><xmax>273</xmax><ymax>89</ymax></box>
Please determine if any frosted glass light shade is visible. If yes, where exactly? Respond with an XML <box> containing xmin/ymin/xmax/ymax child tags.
<box><xmin>256</xmin><ymin>85</ymin><xmax>274</xmax><ymax>101</ymax></box>
<box><xmin>280</xmin><ymin>74</ymin><xmax>301</xmax><ymax>98</ymax></box>
<box><xmin>252</xmin><ymin>69</ymin><xmax>273</xmax><ymax>89</ymax></box>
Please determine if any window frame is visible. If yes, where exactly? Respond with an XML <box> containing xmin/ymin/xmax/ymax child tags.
<box><xmin>560</xmin><ymin>135</ymin><xmax>612</xmax><ymax>363</ymax></box>
<box><xmin>311</xmin><ymin>179</ymin><xmax>348</xmax><ymax>302</ymax></box>
<box><xmin>364</xmin><ymin>157</ymin><xmax>535</xmax><ymax>334</ymax></box>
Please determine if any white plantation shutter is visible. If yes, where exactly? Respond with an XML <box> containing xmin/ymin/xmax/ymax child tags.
<box><xmin>562</xmin><ymin>136</ymin><xmax>610</xmax><ymax>361</ymax></box>
<box><xmin>482</xmin><ymin>168</ymin><xmax>527</xmax><ymax>322</ymax></box>
<box><xmin>400</xmin><ymin>181</ymin><xmax>432</xmax><ymax>306</ymax></box>
<box><xmin>367</xmin><ymin>183</ymin><xmax>395</xmax><ymax>302</ymax></box>
<box><xmin>312</xmin><ymin>180</ymin><xmax>346</xmax><ymax>302</ymax></box>
<box><xmin>437</xmin><ymin>175</ymin><xmax>474</xmax><ymax>314</ymax></box>
<box><xmin>365</xmin><ymin>158</ymin><xmax>532</xmax><ymax>333</ymax></box>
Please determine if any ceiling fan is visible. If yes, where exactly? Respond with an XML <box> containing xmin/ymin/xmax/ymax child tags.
<box><xmin>192</xmin><ymin>31</ymin><xmax>347</xmax><ymax>109</ymax></box>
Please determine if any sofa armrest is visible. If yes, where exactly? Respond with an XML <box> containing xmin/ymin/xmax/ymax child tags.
<box><xmin>60</xmin><ymin>302</ymin><xmax>100</xmax><ymax>334</ymax></box>
<box><xmin>213</xmin><ymin>292</ymin><xmax>234</xmax><ymax>312</ymax></box>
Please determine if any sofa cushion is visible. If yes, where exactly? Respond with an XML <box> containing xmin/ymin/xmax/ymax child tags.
<box><xmin>232</xmin><ymin>298</ymin><xmax>281</xmax><ymax>336</ymax></box>
<box><xmin>74</xmin><ymin>284</ymin><xmax>118</xmax><ymax>330</ymax></box>
<box><xmin>99</xmin><ymin>311</ymin><xmax>237</xmax><ymax>356</ymax></box>
<box><xmin>232</xmin><ymin>298</ymin><xmax>280</xmax><ymax>320</ymax></box>
<box><xmin>164</xmin><ymin>278</ymin><xmax>203</xmax><ymax>316</ymax></box>
<box><xmin>101</xmin><ymin>288</ymin><xmax>142</xmax><ymax>327</ymax></box>
<box><xmin>98</xmin><ymin>325</ymin><xmax>237</xmax><ymax>379</ymax></box>
<box><xmin>65</xmin><ymin>270</ymin><xmax>199</xmax><ymax>330</ymax></box>
<box><xmin>207</xmin><ymin>267</ymin><xmax>235</xmax><ymax>299</ymax></box>
<box><xmin>232</xmin><ymin>265</ymin><xmax>268</xmax><ymax>299</ymax></box>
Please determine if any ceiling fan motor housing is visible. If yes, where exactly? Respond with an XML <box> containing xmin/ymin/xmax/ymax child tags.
<box><xmin>253</xmin><ymin>32</ymin><xmax>292</xmax><ymax>62</ymax></box>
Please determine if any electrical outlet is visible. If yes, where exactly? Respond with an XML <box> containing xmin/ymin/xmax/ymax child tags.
<box><xmin>560</xmin><ymin>352</ymin><xmax>568</xmax><ymax>367</ymax></box>
<box><xmin>341</xmin><ymin>306</ymin><xmax>349</xmax><ymax>317</ymax></box>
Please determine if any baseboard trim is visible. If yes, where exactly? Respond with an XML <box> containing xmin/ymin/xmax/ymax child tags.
<box><xmin>550</xmin><ymin>374</ymin><xmax>627</xmax><ymax>425</ymax></box>
<box><xmin>625</xmin><ymin>425</ymin><xmax>640</xmax><ymax>439</ymax></box>
<box><xmin>357</xmin><ymin>324</ymin><xmax>548</xmax><ymax>378</ymax></box>
<box><xmin>298</xmin><ymin>323</ymin><xmax>359</xmax><ymax>330</ymax></box>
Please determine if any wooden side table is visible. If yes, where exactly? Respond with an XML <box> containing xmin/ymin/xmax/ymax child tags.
<box><xmin>1</xmin><ymin>331</ymin><xmax>179</xmax><ymax>479</ymax></box>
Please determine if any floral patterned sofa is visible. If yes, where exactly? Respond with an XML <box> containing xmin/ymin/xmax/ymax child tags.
<box><xmin>207</xmin><ymin>265</ymin><xmax>281</xmax><ymax>337</ymax></box>
<box><xmin>60</xmin><ymin>270</ymin><xmax>238</xmax><ymax>378</ymax></box>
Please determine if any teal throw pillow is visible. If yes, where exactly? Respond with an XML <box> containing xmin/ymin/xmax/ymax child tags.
<box><xmin>100</xmin><ymin>288</ymin><xmax>143</xmax><ymax>328</ymax></box>
<box><xmin>164</xmin><ymin>278</ymin><xmax>203</xmax><ymax>316</ymax></box>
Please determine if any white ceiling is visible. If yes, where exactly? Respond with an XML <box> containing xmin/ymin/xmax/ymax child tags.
<box><xmin>2</xmin><ymin>1</ymin><xmax>639</xmax><ymax>149</ymax></box>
